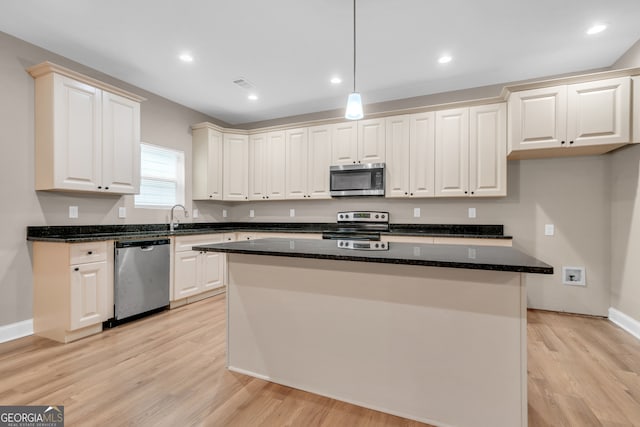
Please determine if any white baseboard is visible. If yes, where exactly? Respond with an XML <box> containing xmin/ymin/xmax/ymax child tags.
<box><xmin>0</xmin><ymin>319</ymin><xmax>33</xmax><ymax>344</ymax></box>
<box><xmin>609</xmin><ymin>308</ymin><xmax>640</xmax><ymax>341</ymax></box>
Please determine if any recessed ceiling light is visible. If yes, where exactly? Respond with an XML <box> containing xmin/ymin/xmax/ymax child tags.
<box><xmin>586</xmin><ymin>24</ymin><xmax>607</xmax><ymax>35</ymax></box>
<box><xmin>248</xmin><ymin>94</ymin><xmax>258</xmax><ymax>101</ymax></box>
<box><xmin>330</xmin><ymin>77</ymin><xmax>342</xmax><ymax>84</ymax></box>
<box><xmin>438</xmin><ymin>55</ymin><xmax>453</xmax><ymax>64</ymax></box>
<box><xmin>179</xmin><ymin>53</ymin><xmax>194</xmax><ymax>63</ymax></box>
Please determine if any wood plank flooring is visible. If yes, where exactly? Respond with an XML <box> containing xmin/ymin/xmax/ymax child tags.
<box><xmin>0</xmin><ymin>295</ymin><xmax>639</xmax><ymax>426</ymax></box>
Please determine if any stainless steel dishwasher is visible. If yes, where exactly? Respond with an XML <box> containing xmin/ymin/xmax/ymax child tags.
<box><xmin>114</xmin><ymin>239</ymin><xmax>170</xmax><ymax>322</ymax></box>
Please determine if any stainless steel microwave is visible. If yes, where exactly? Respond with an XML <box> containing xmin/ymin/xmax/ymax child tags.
<box><xmin>329</xmin><ymin>163</ymin><xmax>385</xmax><ymax>197</ymax></box>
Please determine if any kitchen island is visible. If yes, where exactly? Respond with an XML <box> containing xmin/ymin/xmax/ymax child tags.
<box><xmin>194</xmin><ymin>238</ymin><xmax>552</xmax><ymax>427</ymax></box>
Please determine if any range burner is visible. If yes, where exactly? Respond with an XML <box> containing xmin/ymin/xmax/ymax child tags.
<box><xmin>322</xmin><ymin>211</ymin><xmax>390</xmax><ymax>241</ymax></box>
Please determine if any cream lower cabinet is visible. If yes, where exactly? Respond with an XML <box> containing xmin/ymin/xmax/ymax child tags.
<box><xmin>508</xmin><ymin>77</ymin><xmax>631</xmax><ymax>158</ymax></box>
<box><xmin>33</xmin><ymin>240</ymin><xmax>113</xmax><ymax>343</ymax></box>
<box><xmin>29</xmin><ymin>62</ymin><xmax>142</xmax><ymax>194</ymax></box>
<box><xmin>173</xmin><ymin>234</ymin><xmax>227</xmax><ymax>301</ymax></box>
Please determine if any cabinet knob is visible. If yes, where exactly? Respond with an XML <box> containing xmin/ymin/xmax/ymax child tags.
<box><xmin>209</xmin><ymin>195</ymin><xmax>213</xmax><ymax>198</ymax></box>
<box><xmin>74</xmin><ymin>267</ymin><xmax>79</xmax><ymax>271</ymax></box>
<box><xmin>569</xmin><ymin>140</ymin><xmax>574</xmax><ymax>145</ymax></box>
<box><xmin>266</xmin><ymin>196</ymin><xmax>269</xmax><ymax>199</ymax></box>
<box><xmin>353</xmin><ymin>161</ymin><xmax>356</xmax><ymax>164</ymax></box>
<box><xmin>471</xmin><ymin>191</ymin><xmax>475</xmax><ymax>195</ymax></box>
<box><xmin>97</xmin><ymin>186</ymin><xmax>102</xmax><ymax>189</ymax></box>
<box><xmin>410</xmin><ymin>193</ymin><xmax>413</xmax><ymax>196</ymax></box>
<box><xmin>87</xmin><ymin>251</ymin><xmax>93</xmax><ymax>255</ymax></box>
<box><xmin>464</xmin><ymin>191</ymin><xmax>468</xmax><ymax>194</ymax></box>
<box><xmin>561</xmin><ymin>141</ymin><xmax>566</xmax><ymax>145</ymax></box>
<box><xmin>404</xmin><ymin>192</ymin><xmax>408</xmax><ymax>195</ymax></box>
<box><xmin>105</xmin><ymin>187</ymin><xmax>109</xmax><ymax>190</ymax></box>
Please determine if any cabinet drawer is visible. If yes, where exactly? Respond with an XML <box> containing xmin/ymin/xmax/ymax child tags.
<box><xmin>70</xmin><ymin>241</ymin><xmax>108</xmax><ymax>264</ymax></box>
<box><xmin>175</xmin><ymin>234</ymin><xmax>225</xmax><ymax>252</ymax></box>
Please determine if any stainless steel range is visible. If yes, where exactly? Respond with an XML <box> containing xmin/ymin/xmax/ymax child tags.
<box><xmin>322</xmin><ymin>211</ymin><xmax>390</xmax><ymax>250</ymax></box>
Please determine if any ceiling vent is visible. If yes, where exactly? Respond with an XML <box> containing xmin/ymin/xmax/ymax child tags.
<box><xmin>233</xmin><ymin>78</ymin><xmax>255</xmax><ymax>90</ymax></box>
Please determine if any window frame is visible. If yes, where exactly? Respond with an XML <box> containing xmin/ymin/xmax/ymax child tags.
<box><xmin>134</xmin><ymin>142</ymin><xmax>186</xmax><ymax>209</ymax></box>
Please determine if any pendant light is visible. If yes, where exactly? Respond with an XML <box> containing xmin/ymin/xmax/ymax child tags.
<box><xmin>345</xmin><ymin>0</ymin><xmax>363</xmax><ymax>120</ymax></box>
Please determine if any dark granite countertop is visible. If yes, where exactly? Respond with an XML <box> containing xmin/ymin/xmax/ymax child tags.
<box><xmin>26</xmin><ymin>222</ymin><xmax>511</xmax><ymax>243</ymax></box>
<box><xmin>193</xmin><ymin>238</ymin><xmax>552</xmax><ymax>274</ymax></box>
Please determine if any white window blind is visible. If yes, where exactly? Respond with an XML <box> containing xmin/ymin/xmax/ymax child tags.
<box><xmin>135</xmin><ymin>143</ymin><xmax>185</xmax><ymax>208</ymax></box>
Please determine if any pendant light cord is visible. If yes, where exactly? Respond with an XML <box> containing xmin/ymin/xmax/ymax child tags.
<box><xmin>353</xmin><ymin>0</ymin><xmax>357</xmax><ymax>93</ymax></box>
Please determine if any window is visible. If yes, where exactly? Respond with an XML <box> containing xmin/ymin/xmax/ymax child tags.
<box><xmin>135</xmin><ymin>143</ymin><xmax>185</xmax><ymax>208</ymax></box>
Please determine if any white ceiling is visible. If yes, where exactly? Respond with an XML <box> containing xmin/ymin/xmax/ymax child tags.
<box><xmin>1</xmin><ymin>0</ymin><xmax>640</xmax><ymax>125</ymax></box>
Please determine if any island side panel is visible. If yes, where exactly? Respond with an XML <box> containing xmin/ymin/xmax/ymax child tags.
<box><xmin>226</xmin><ymin>254</ymin><xmax>525</xmax><ymax>427</ymax></box>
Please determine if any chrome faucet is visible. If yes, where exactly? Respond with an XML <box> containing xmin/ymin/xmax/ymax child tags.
<box><xmin>170</xmin><ymin>204</ymin><xmax>189</xmax><ymax>231</ymax></box>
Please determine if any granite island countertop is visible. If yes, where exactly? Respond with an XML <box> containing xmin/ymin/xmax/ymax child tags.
<box><xmin>26</xmin><ymin>222</ymin><xmax>512</xmax><ymax>243</ymax></box>
<box><xmin>194</xmin><ymin>237</ymin><xmax>553</xmax><ymax>274</ymax></box>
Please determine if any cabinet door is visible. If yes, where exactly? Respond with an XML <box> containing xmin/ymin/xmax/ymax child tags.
<box><xmin>358</xmin><ymin>118</ymin><xmax>386</xmax><ymax>163</ymax></box>
<box><xmin>200</xmin><ymin>251</ymin><xmax>225</xmax><ymax>292</ymax></box>
<box><xmin>193</xmin><ymin>128</ymin><xmax>223</xmax><ymax>200</ymax></box>
<box><xmin>469</xmin><ymin>103</ymin><xmax>506</xmax><ymax>197</ymax></box>
<box><xmin>307</xmin><ymin>125</ymin><xmax>332</xmax><ymax>199</ymax></box>
<box><xmin>267</xmin><ymin>131</ymin><xmax>287</xmax><ymax>200</ymax></box>
<box><xmin>249</xmin><ymin>133</ymin><xmax>268</xmax><ymax>200</ymax></box>
<box><xmin>174</xmin><ymin>250</ymin><xmax>200</xmax><ymax>299</ymax></box>
<box><xmin>285</xmin><ymin>128</ymin><xmax>309</xmax><ymax>199</ymax></box>
<box><xmin>101</xmin><ymin>91</ymin><xmax>140</xmax><ymax>194</ymax></box>
<box><xmin>50</xmin><ymin>74</ymin><xmax>102</xmax><ymax>192</ymax></box>
<box><xmin>223</xmin><ymin>134</ymin><xmax>249</xmax><ymax>201</ymax></box>
<box><xmin>508</xmin><ymin>85</ymin><xmax>567</xmax><ymax>151</ymax></box>
<box><xmin>70</xmin><ymin>261</ymin><xmax>107</xmax><ymax>330</ymax></box>
<box><xmin>410</xmin><ymin>112</ymin><xmax>436</xmax><ymax>197</ymax></box>
<box><xmin>435</xmin><ymin>108</ymin><xmax>469</xmax><ymax>197</ymax></box>
<box><xmin>634</xmin><ymin>76</ymin><xmax>640</xmax><ymax>144</ymax></box>
<box><xmin>567</xmin><ymin>77</ymin><xmax>630</xmax><ymax>147</ymax></box>
<box><xmin>331</xmin><ymin>122</ymin><xmax>358</xmax><ymax>165</ymax></box>
<box><xmin>385</xmin><ymin>116</ymin><xmax>411</xmax><ymax>197</ymax></box>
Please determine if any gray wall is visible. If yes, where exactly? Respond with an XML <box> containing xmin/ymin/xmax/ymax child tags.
<box><xmin>609</xmin><ymin>40</ymin><xmax>640</xmax><ymax>323</ymax></box>
<box><xmin>0</xmin><ymin>31</ymin><xmax>224</xmax><ymax>326</ymax></box>
<box><xmin>1</xmin><ymin>29</ymin><xmax>636</xmax><ymax>328</ymax></box>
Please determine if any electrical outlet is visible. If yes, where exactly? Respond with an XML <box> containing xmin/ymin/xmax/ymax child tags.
<box><xmin>562</xmin><ymin>266</ymin><xmax>585</xmax><ymax>286</ymax></box>
<box><xmin>192</xmin><ymin>209</ymin><xmax>199</xmax><ymax>218</ymax></box>
<box><xmin>545</xmin><ymin>224</ymin><xmax>555</xmax><ymax>236</ymax></box>
<box><xmin>223</xmin><ymin>209</ymin><xmax>228</xmax><ymax>218</ymax></box>
<box><xmin>249</xmin><ymin>209</ymin><xmax>255</xmax><ymax>218</ymax></box>
<box><xmin>468</xmin><ymin>207</ymin><xmax>476</xmax><ymax>218</ymax></box>
<box><xmin>69</xmin><ymin>206</ymin><xmax>78</xmax><ymax>219</ymax></box>
<box><xmin>413</xmin><ymin>208</ymin><xmax>421</xmax><ymax>218</ymax></box>
<box><xmin>290</xmin><ymin>209</ymin><xmax>295</xmax><ymax>217</ymax></box>
<box><xmin>118</xmin><ymin>207</ymin><xmax>126</xmax><ymax>218</ymax></box>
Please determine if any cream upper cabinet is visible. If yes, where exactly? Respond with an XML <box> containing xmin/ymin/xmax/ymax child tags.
<box><xmin>634</xmin><ymin>76</ymin><xmax>640</xmax><ymax>143</ymax></box>
<box><xmin>285</xmin><ymin>128</ymin><xmax>309</xmax><ymax>199</ymax></box>
<box><xmin>223</xmin><ymin>133</ymin><xmax>249</xmax><ymax>201</ymax></box>
<box><xmin>358</xmin><ymin>118</ymin><xmax>386</xmax><ymax>163</ymax></box>
<box><xmin>508</xmin><ymin>77</ymin><xmax>631</xmax><ymax>156</ymax></box>
<box><xmin>331</xmin><ymin>119</ymin><xmax>385</xmax><ymax>165</ymax></box>
<box><xmin>29</xmin><ymin>63</ymin><xmax>143</xmax><ymax>194</ymax></box>
<box><xmin>435</xmin><ymin>104</ymin><xmax>506</xmax><ymax>197</ymax></box>
<box><xmin>249</xmin><ymin>131</ymin><xmax>286</xmax><ymax>200</ymax></box>
<box><xmin>469</xmin><ymin>103</ymin><xmax>507</xmax><ymax>197</ymax></box>
<box><xmin>435</xmin><ymin>108</ymin><xmax>469</xmax><ymax>197</ymax></box>
<box><xmin>386</xmin><ymin>113</ymin><xmax>436</xmax><ymax>198</ymax></box>
<box><xmin>192</xmin><ymin>124</ymin><xmax>223</xmax><ymax>200</ymax></box>
<box><xmin>331</xmin><ymin>122</ymin><xmax>358</xmax><ymax>165</ymax></box>
<box><xmin>306</xmin><ymin>125</ymin><xmax>332</xmax><ymax>199</ymax></box>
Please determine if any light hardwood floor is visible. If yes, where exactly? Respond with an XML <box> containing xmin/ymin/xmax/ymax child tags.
<box><xmin>1</xmin><ymin>295</ymin><xmax>639</xmax><ymax>426</ymax></box>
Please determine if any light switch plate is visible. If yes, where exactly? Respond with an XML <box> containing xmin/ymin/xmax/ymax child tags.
<box><xmin>223</xmin><ymin>209</ymin><xmax>228</xmax><ymax>218</ymax></box>
<box><xmin>290</xmin><ymin>209</ymin><xmax>295</xmax><ymax>217</ymax></box>
<box><xmin>545</xmin><ymin>224</ymin><xmax>555</xmax><ymax>236</ymax></box>
<box><xmin>118</xmin><ymin>207</ymin><xmax>126</xmax><ymax>218</ymax></box>
<box><xmin>192</xmin><ymin>209</ymin><xmax>199</xmax><ymax>218</ymax></box>
<box><xmin>249</xmin><ymin>209</ymin><xmax>255</xmax><ymax>218</ymax></box>
<box><xmin>413</xmin><ymin>208</ymin><xmax>421</xmax><ymax>218</ymax></box>
<box><xmin>468</xmin><ymin>207</ymin><xmax>476</xmax><ymax>218</ymax></box>
<box><xmin>69</xmin><ymin>206</ymin><xmax>78</xmax><ymax>219</ymax></box>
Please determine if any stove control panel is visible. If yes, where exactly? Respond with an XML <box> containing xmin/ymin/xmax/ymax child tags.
<box><xmin>337</xmin><ymin>211</ymin><xmax>389</xmax><ymax>223</ymax></box>
<box><xmin>337</xmin><ymin>239</ymin><xmax>389</xmax><ymax>251</ymax></box>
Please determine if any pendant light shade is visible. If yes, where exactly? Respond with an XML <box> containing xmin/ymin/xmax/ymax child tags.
<box><xmin>345</xmin><ymin>92</ymin><xmax>363</xmax><ymax>120</ymax></box>
<box><xmin>345</xmin><ymin>0</ymin><xmax>363</xmax><ymax>120</ymax></box>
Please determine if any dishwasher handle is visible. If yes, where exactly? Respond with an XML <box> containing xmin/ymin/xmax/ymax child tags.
<box><xmin>140</xmin><ymin>246</ymin><xmax>155</xmax><ymax>251</ymax></box>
